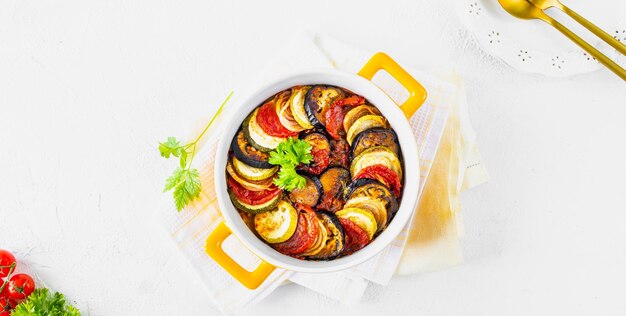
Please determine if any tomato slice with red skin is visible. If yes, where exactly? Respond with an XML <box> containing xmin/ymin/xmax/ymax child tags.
<box><xmin>339</xmin><ymin>218</ymin><xmax>369</xmax><ymax>255</ymax></box>
<box><xmin>7</xmin><ymin>273</ymin><xmax>35</xmax><ymax>300</ymax></box>
<box><xmin>0</xmin><ymin>297</ymin><xmax>16</xmax><ymax>312</ymax></box>
<box><xmin>273</xmin><ymin>205</ymin><xmax>319</xmax><ymax>256</ymax></box>
<box><xmin>256</xmin><ymin>100</ymin><xmax>298</xmax><ymax>138</ymax></box>
<box><xmin>354</xmin><ymin>164</ymin><xmax>402</xmax><ymax>198</ymax></box>
<box><xmin>324</xmin><ymin>96</ymin><xmax>365</xmax><ymax>140</ymax></box>
<box><xmin>298</xmin><ymin>148</ymin><xmax>330</xmax><ymax>175</ymax></box>
<box><xmin>227</xmin><ymin>175</ymin><xmax>281</xmax><ymax>206</ymax></box>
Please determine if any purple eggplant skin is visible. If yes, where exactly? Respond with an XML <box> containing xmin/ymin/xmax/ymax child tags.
<box><xmin>350</xmin><ymin>128</ymin><xmax>402</xmax><ymax>162</ymax></box>
<box><xmin>344</xmin><ymin>178</ymin><xmax>399</xmax><ymax>216</ymax></box>
<box><xmin>230</xmin><ymin>129</ymin><xmax>273</xmax><ymax>169</ymax></box>
<box><xmin>304</xmin><ymin>85</ymin><xmax>346</xmax><ymax>128</ymax></box>
<box><xmin>304</xmin><ymin>210</ymin><xmax>345</xmax><ymax>260</ymax></box>
<box><xmin>288</xmin><ymin>172</ymin><xmax>323</xmax><ymax>208</ymax></box>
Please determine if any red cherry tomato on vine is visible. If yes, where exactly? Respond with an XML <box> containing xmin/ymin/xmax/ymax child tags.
<box><xmin>7</xmin><ymin>273</ymin><xmax>35</xmax><ymax>300</ymax></box>
<box><xmin>0</xmin><ymin>250</ymin><xmax>16</xmax><ymax>278</ymax></box>
<box><xmin>0</xmin><ymin>296</ymin><xmax>16</xmax><ymax>312</ymax></box>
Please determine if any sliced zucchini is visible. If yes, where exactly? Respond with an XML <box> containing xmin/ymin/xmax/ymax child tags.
<box><xmin>306</xmin><ymin>211</ymin><xmax>345</xmax><ymax>260</ymax></box>
<box><xmin>243</xmin><ymin>108</ymin><xmax>286</xmax><ymax>152</ymax></box>
<box><xmin>228</xmin><ymin>189</ymin><xmax>282</xmax><ymax>214</ymax></box>
<box><xmin>345</xmin><ymin>179</ymin><xmax>399</xmax><ymax>215</ymax></box>
<box><xmin>343</xmin><ymin>105</ymin><xmax>381</xmax><ymax>132</ymax></box>
<box><xmin>233</xmin><ymin>157</ymin><xmax>277</xmax><ymax>181</ymax></box>
<box><xmin>351</xmin><ymin>128</ymin><xmax>401</xmax><ymax>161</ymax></box>
<box><xmin>226</xmin><ymin>160</ymin><xmax>275</xmax><ymax>191</ymax></box>
<box><xmin>317</xmin><ymin>167</ymin><xmax>351</xmax><ymax>213</ymax></box>
<box><xmin>345</xmin><ymin>196</ymin><xmax>388</xmax><ymax>233</ymax></box>
<box><xmin>254</xmin><ymin>200</ymin><xmax>298</xmax><ymax>243</ymax></box>
<box><xmin>231</xmin><ymin>130</ymin><xmax>273</xmax><ymax>169</ymax></box>
<box><xmin>304</xmin><ymin>85</ymin><xmax>346</xmax><ymax>127</ymax></box>
<box><xmin>335</xmin><ymin>207</ymin><xmax>377</xmax><ymax>240</ymax></box>
<box><xmin>346</xmin><ymin>115</ymin><xmax>388</xmax><ymax>145</ymax></box>
<box><xmin>289</xmin><ymin>86</ymin><xmax>314</xmax><ymax>129</ymax></box>
<box><xmin>288</xmin><ymin>173</ymin><xmax>323</xmax><ymax>207</ymax></box>
<box><xmin>350</xmin><ymin>146</ymin><xmax>402</xmax><ymax>181</ymax></box>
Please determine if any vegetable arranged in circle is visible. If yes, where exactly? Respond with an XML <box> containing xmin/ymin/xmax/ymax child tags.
<box><xmin>226</xmin><ymin>85</ymin><xmax>405</xmax><ymax>260</ymax></box>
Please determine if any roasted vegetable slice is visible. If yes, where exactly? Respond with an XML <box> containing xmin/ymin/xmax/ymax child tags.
<box><xmin>273</xmin><ymin>205</ymin><xmax>319</xmax><ymax>256</ymax></box>
<box><xmin>275</xmin><ymin>90</ymin><xmax>306</xmax><ymax>133</ymax></box>
<box><xmin>256</xmin><ymin>99</ymin><xmax>298</xmax><ymax>138</ymax></box>
<box><xmin>345</xmin><ymin>178</ymin><xmax>399</xmax><ymax>216</ymax></box>
<box><xmin>228</xmin><ymin>189</ymin><xmax>282</xmax><ymax>214</ymax></box>
<box><xmin>346</xmin><ymin>115</ymin><xmax>388</xmax><ymax>145</ymax></box>
<box><xmin>317</xmin><ymin>167</ymin><xmax>351</xmax><ymax>213</ymax></box>
<box><xmin>231</xmin><ymin>130</ymin><xmax>273</xmax><ymax>169</ymax></box>
<box><xmin>343</xmin><ymin>105</ymin><xmax>381</xmax><ymax>132</ymax></box>
<box><xmin>298</xmin><ymin>131</ymin><xmax>330</xmax><ymax>175</ymax></box>
<box><xmin>354</xmin><ymin>164</ymin><xmax>402</xmax><ymax>198</ymax></box>
<box><xmin>300</xmin><ymin>215</ymin><xmax>327</xmax><ymax>256</ymax></box>
<box><xmin>254</xmin><ymin>200</ymin><xmax>298</xmax><ymax>243</ymax></box>
<box><xmin>339</xmin><ymin>218</ymin><xmax>369</xmax><ymax>255</ymax></box>
<box><xmin>304</xmin><ymin>86</ymin><xmax>346</xmax><ymax>127</ymax></box>
<box><xmin>243</xmin><ymin>108</ymin><xmax>287</xmax><ymax>152</ymax></box>
<box><xmin>289</xmin><ymin>86</ymin><xmax>314</xmax><ymax>129</ymax></box>
<box><xmin>226</xmin><ymin>160</ymin><xmax>275</xmax><ymax>191</ymax></box>
<box><xmin>288</xmin><ymin>173</ymin><xmax>323</xmax><ymax>207</ymax></box>
<box><xmin>233</xmin><ymin>157</ymin><xmax>278</xmax><ymax>181</ymax></box>
<box><xmin>351</xmin><ymin>128</ymin><xmax>401</xmax><ymax>161</ymax></box>
<box><xmin>350</xmin><ymin>146</ymin><xmax>402</xmax><ymax>181</ymax></box>
<box><xmin>335</xmin><ymin>208</ymin><xmax>377</xmax><ymax>240</ymax></box>
<box><xmin>306</xmin><ymin>211</ymin><xmax>345</xmax><ymax>260</ymax></box>
<box><xmin>344</xmin><ymin>196</ymin><xmax>388</xmax><ymax>233</ymax></box>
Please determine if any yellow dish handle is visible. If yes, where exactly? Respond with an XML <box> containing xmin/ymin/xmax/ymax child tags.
<box><xmin>205</xmin><ymin>221</ymin><xmax>276</xmax><ymax>290</ymax></box>
<box><xmin>358</xmin><ymin>52</ymin><xmax>427</xmax><ymax>119</ymax></box>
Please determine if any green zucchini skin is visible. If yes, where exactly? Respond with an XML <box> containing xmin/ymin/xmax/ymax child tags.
<box><xmin>228</xmin><ymin>189</ymin><xmax>282</xmax><ymax>214</ymax></box>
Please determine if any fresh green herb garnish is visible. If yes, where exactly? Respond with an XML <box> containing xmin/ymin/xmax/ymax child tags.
<box><xmin>11</xmin><ymin>288</ymin><xmax>81</xmax><ymax>316</ymax></box>
<box><xmin>269</xmin><ymin>137</ymin><xmax>313</xmax><ymax>191</ymax></box>
<box><xmin>159</xmin><ymin>92</ymin><xmax>233</xmax><ymax>211</ymax></box>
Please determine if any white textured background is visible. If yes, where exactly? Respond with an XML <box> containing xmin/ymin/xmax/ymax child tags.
<box><xmin>1</xmin><ymin>0</ymin><xmax>625</xmax><ymax>315</ymax></box>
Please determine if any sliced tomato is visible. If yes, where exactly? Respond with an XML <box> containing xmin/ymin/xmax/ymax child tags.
<box><xmin>324</xmin><ymin>96</ymin><xmax>365</xmax><ymax>140</ymax></box>
<box><xmin>272</xmin><ymin>205</ymin><xmax>319</xmax><ymax>256</ymax></box>
<box><xmin>226</xmin><ymin>175</ymin><xmax>281</xmax><ymax>206</ymax></box>
<box><xmin>354</xmin><ymin>164</ymin><xmax>402</xmax><ymax>198</ymax></box>
<box><xmin>339</xmin><ymin>218</ymin><xmax>369</xmax><ymax>255</ymax></box>
<box><xmin>256</xmin><ymin>100</ymin><xmax>298</xmax><ymax>138</ymax></box>
<box><xmin>298</xmin><ymin>147</ymin><xmax>330</xmax><ymax>175</ymax></box>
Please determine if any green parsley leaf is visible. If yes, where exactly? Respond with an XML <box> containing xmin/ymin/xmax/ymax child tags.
<box><xmin>269</xmin><ymin>137</ymin><xmax>313</xmax><ymax>191</ymax></box>
<box><xmin>159</xmin><ymin>137</ymin><xmax>183</xmax><ymax>158</ymax></box>
<box><xmin>164</xmin><ymin>168</ymin><xmax>201</xmax><ymax>211</ymax></box>
<box><xmin>12</xmin><ymin>288</ymin><xmax>81</xmax><ymax>316</ymax></box>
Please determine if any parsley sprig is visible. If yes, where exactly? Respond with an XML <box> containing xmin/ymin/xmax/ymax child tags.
<box><xmin>159</xmin><ymin>92</ymin><xmax>233</xmax><ymax>211</ymax></box>
<box><xmin>269</xmin><ymin>137</ymin><xmax>313</xmax><ymax>191</ymax></box>
<box><xmin>11</xmin><ymin>288</ymin><xmax>80</xmax><ymax>316</ymax></box>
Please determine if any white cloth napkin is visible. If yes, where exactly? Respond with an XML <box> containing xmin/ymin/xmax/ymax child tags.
<box><xmin>159</xmin><ymin>34</ymin><xmax>471</xmax><ymax>314</ymax></box>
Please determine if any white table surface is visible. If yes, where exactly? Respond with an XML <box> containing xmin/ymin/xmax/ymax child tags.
<box><xmin>1</xmin><ymin>0</ymin><xmax>625</xmax><ymax>315</ymax></box>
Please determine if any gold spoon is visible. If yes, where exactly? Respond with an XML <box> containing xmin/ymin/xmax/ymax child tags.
<box><xmin>529</xmin><ymin>0</ymin><xmax>626</xmax><ymax>55</ymax></box>
<box><xmin>498</xmin><ymin>0</ymin><xmax>626</xmax><ymax>80</ymax></box>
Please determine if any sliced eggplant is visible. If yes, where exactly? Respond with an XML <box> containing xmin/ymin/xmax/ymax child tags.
<box><xmin>351</xmin><ymin>128</ymin><xmax>401</xmax><ymax>160</ymax></box>
<box><xmin>298</xmin><ymin>131</ymin><xmax>331</xmax><ymax>175</ymax></box>
<box><xmin>345</xmin><ymin>178</ymin><xmax>399</xmax><ymax>215</ymax></box>
<box><xmin>350</xmin><ymin>146</ymin><xmax>402</xmax><ymax>181</ymax></box>
<box><xmin>304</xmin><ymin>85</ymin><xmax>346</xmax><ymax>127</ymax></box>
<box><xmin>306</xmin><ymin>211</ymin><xmax>345</xmax><ymax>260</ymax></box>
<box><xmin>317</xmin><ymin>167</ymin><xmax>351</xmax><ymax>213</ymax></box>
<box><xmin>288</xmin><ymin>173</ymin><xmax>323</xmax><ymax>207</ymax></box>
<box><xmin>343</xmin><ymin>104</ymin><xmax>381</xmax><ymax>132</ymax></box>
<box><xmin>289</xmin><ymin>86</ymin><xmax>314</xmax><ymax>129</ymax></box>
<box><xmin>228</xmin><ymin>189</ymin><xmax>282</xmax><ymax>214</ymax></box>
<box><xmin>346</xmin><ymin>115</ymin><xmax>388</xmax><ymax>145</ymax></box>
<box><xmin>231</xmin><ymin>130</ymin><xmax>273</xmax><ymax>169</ymax></box>
<box><xmin>243</xmin><ymin>108</ymin><xmax>286</xmax><ymax>152</ymax></box>
<box><xmin>232</xmin><ymin>157</ymin><xmax>277</xmax><ymax>181</ymax></box>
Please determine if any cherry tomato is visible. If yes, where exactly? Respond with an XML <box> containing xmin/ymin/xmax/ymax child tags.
<box><xmin>0</xmin><ymin>296</ymin><xmax>16</xmax><ymax>312</ymax></box>
<box><xmin>0</xmin><ymin>250</ymin><xmax>16</xmax><ymax>279</ymax></box>
<box><xmin>0</xmin><ymin>286</ymin><xmax>8</xmax><ymax>299</ymax></box>
<box><xmin>256</xmin><ymin>101</ymin><xmax>298</xmax><ymax>138</ymax></box>
<box><xmin>354</xmin><ymin>164</ymin><xmax>402</xmax><ymax>198</ymax></box>
<box><xmin>0</xmin><ymin>311</ymin><xmax>11</xmax><ymax>316</ymax></box>
<box><xmin>7</xmin><ymin>274</ymin><xmax>35</xmax><ymax>300</ymax></box>
<box><xmin>227</xmin><ymin>175</ymin><xmax>281</xmax><ymax>206</ymax></box>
